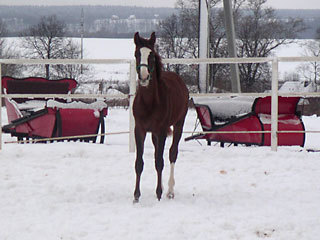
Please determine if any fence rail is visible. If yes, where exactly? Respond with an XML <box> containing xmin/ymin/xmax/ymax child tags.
<box><xmin>1</xmin><ymin>56</ymin><xmax>320</xmax><ymax>151</ymax></box>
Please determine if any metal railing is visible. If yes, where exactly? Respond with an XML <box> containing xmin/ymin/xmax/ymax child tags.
<box><xmin>1</xmin><ymin>56</ymin><xmax>320</xmax><ymax>152</ymax></box>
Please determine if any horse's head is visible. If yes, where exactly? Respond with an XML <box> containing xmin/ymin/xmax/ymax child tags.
<box><xmin>134</xmin><ymin>32</ymin><xmax>156</xmax><ymax>87</ymax></box>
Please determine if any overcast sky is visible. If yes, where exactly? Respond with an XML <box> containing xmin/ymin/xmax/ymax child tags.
<box><xmin>1</xmin><ymin>0</ymin><xmax>320</xmax><ymax>9</ymax></box>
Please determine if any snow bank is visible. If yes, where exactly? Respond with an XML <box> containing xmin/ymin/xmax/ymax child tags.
<box><xmin>193</xmin><ymin>96</ymin><xmax>255</xmax><ymax>119</ymax></box>
<box><xmin>47</xmin><ymin>99</ymin><xmax>108</xmax><ymax>110</ymax></box>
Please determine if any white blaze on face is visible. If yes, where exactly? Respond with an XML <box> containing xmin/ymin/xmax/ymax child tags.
<box><xmin>139</xmin><ymin>47</ymin><xmax>152</xmax><ymax>81</ymax></box>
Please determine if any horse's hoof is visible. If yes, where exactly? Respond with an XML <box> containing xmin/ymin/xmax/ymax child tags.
<box><xmin>156</xmin><ymin>188</ymin><xmax>162</xmax><ymax>201</ymax></box>
<box><xmin>133</xmin><ymin>198</ymin><xmax>139</xmax><ymax>204</ymax></box>
<box><xmin>167</xmin><ymin>192</ymin><xmax>175</xmax><ymax>199</ymax></box>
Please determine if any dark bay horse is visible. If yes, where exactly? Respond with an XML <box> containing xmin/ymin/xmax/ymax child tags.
<box><xmin>133</xmin><ymin>32</ymin><xmax>189</xmax><ymax>202</ymax></box>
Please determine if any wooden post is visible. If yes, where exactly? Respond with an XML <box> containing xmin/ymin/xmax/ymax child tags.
<box><xmin>129</xmin><ymin>60</ymin><xmax>136</xmax><ymax>152</ymax></box>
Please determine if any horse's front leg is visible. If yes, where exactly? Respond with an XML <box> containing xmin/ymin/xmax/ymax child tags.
<box><xmin>133</xmin><ymin>127</ymin><xmax>146</xmax><ymax>203</ymax></box>
<box><xmin>153</xmin><ymin>133</ymin><xmax>166</xmax><ymax>201</ymax></box>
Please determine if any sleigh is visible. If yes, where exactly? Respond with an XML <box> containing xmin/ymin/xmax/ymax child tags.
<box><xmin>2</xmin><ymin>76</ymin><xmax>108</xmax><ymax>143</ymax></box>
<box><xmin>185</xmin><ymin>96</ymin><xmax>305</xmax><ymax>147</ymax></box>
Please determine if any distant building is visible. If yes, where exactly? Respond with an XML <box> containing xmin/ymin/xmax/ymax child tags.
<box><xmin>93</xmin><ymin>16</ymin><xmax>161</xmax><ymax>34</ymax></box>
<box><xmin>2</xmin><ymin>18</ymin><xmax>26</xmax><ymax>32</ymax></box>
<box><xmin>111</xmin><ymin>15</ymin><xmax>119</xmax><ymax>20</ymax></box>
<box><xmin>128</xmin><ymin>15</ymin><xmax>136</xmax><ymax>20</ymax></box>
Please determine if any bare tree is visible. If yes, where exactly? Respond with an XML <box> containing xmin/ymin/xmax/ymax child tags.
<box><xmin>0</xmin><ymin>19</ymin><xmax>23</xmax><ymax>77</ymax></box>
<box><xmin>0</xmin><ymin>20</ymin><xmax>7</xmax><ymax>52</ymax></box>
<box><xmin>297</xmin><ymin>40</ymin><xmax>320</xmax><ymax>91</ymax></box>
<box><xmin>236</xmin><ymin>0</ymin><xmax>305</xmax><ymax>92</ymax></box>
<box><xmin>158</xmin><ymin>5</ymin><xmax>199</xmax><ymax>66</ymax></box>
<box><xmin>21</xmin><ymin>15</ymin><xmax>86</xmax><ymax>80</ymax></box>
<box><xmin>157</xmin><ymin>0</ymin><xmax>305</xmax><ymax>92</ymax></box>
<box><xmin>158</xmin><ymin>0</ymin><xmax>224</xmax><ymax>90</ymax></box>
<box><xmin>53</xmin><ymin>39</ymin><xmax>90</xmax><ymax>80</ymax></box>
<box><xmin>21</xmin><ymin>15</ymin><xmax>64</xmax><ymax>79</ymax></box>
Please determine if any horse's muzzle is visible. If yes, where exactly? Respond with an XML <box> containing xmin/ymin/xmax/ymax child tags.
<box><xmin>138</xmin><ymin>75</ymin><xmax>151</xmax><ymax>87</ymax></box>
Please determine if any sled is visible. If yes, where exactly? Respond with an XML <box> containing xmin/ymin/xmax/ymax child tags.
<box><xmin>2</xmin><ymin>76</ymin><xmax>108</xmax><ymax>143</ymax></box>
<box><xmin>185</xmin><ymin>96</ymin><xmax>305</xmax><ymax>147</ymax></box>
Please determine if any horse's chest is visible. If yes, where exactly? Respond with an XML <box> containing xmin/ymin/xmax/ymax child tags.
<box><xmin>136</xmin><ymin>111</ymin><xmax>167</xmax><ymax>131</ymax></box>
<box><xmin>133</xmin><ymin>90</ymin><xmax>172</xmax><ymax>133</ymax></box>
<box><xmin>133</xmin><ymin>103</ymin><xmax>170</xmax><ymax>132</ymax></box>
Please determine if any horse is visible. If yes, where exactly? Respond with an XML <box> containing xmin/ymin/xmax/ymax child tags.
<box><xmin>132</xmin><ymin>32</ymin><xmax>189</xmax><ymax>202</ymax></box>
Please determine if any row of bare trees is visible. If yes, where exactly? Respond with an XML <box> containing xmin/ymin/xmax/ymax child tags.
<box><xmin>0</xmin><ymin>15</ymin><xmax>86</xmax><ymax>80</ymax></box>
<box><xmin>157</xmin><ymin>0</ymin><xmax>306</xmax><ymax>93</ymax></box>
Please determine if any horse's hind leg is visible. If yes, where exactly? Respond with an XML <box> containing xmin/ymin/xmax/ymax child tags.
<box><xmin>167</xmin><ymin>118</ymin><xmax>185</xmax><ymax>199</ymax></box>
<box><xmin>133</xmin><ymin>127</ymin><xmax>146</xmax><ymax>203</ymax></box>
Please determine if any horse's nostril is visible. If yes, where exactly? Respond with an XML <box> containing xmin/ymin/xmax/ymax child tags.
<box><xmin>139</xmin><ymin>73</ymin><xmax>151</xmax><ymax>84</ymax></box>
<box><xmin>139</xmin><ymin>78</ymin><xmax>149</xmax><ymax>87</ymax></box>
<box><xmin>140</xmin><ymin>70</ymin><xmax>149</xmax><ymax>80</ymax></box>
<box><xmin>141</xmin><ymin>75</ymin><xmax>149</xmax><ymax>81</ymax></box>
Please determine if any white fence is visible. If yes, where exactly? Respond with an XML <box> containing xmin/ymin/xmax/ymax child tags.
<box><xmin>1</xmin><ymin>56</ymin><xmax>320</xmax><ymax>152</ymax></box>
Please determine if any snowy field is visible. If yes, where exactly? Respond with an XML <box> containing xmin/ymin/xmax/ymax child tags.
<box><xmin>5</xmin><ymin>37</ymin><xmax>308</xmax><ymax>81</ymax></box>
<box><xmin>1</xmin><ymin>37</ymin><xmax>320</xmax><ymax>239</ymax></box>
<box><xmin>65</xmin><ymin>38</ymin><xmax>310</xmax><ymax>81</ymax></box>
<box><xmin>1</xmin><ymin>106</ymin><xmax>320</xmax><ymax>240</ymax></box>
<box><xmin>82</xmin><ymin>38</ymin><xmax>307</xmax><ymax>81</ymax></box>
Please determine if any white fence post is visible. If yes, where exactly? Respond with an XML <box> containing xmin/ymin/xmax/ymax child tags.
<box><xmin>199</xmin><ymin>0</ymin><xmax>209</xmax><ymax>93</ymax></box>
<box><xmin>129</xmin><ymin>60</ymin><xmax>136</xmax><ymax>153</ymax></box>
<box><xmin>271</xmin><ymin>58</ymin><xmax>279</xmax><ymax>151</ymax></box>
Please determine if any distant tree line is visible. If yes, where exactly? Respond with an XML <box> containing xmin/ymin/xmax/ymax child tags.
<box><xmin>0</xmin><ymin>5</ymin><xmax>320</xmax><ymax>38</ymax></box>
<box><xmin>0</xmin><ymin>5</ymin><xmax>175</xmax><ymax>24</ymax></box>
<box><xmin>0</xmin><ymin>5</ymin><xmax>176</xmax><ymax>37</ymax></box>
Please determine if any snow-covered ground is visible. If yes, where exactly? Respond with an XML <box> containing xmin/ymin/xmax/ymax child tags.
<box><xmin>1</xmin><ymin>37</ymin><xmax>320</xmax><ymax>239</ymax></box>
<box><xmin>1</xmin><ymin>106</ymin><xmax>320</xmax><ymax>240</ymax></box>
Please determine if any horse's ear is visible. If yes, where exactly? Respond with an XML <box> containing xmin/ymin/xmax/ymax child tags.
<box><xmin>150</xmin><ymin>32</ymin><xmax>156</xmax><ymax>46</ymax></box>
<box><xmin>134</xmin><ymin>32</ymin><xmax>140</xmax><ymax>45</ymax></box>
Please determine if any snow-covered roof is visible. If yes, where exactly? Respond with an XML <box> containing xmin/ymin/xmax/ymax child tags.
<box><xmin>279</xmin><ymin>81</ymin><xmax>316</xmax><ymax>93</ymax></box>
